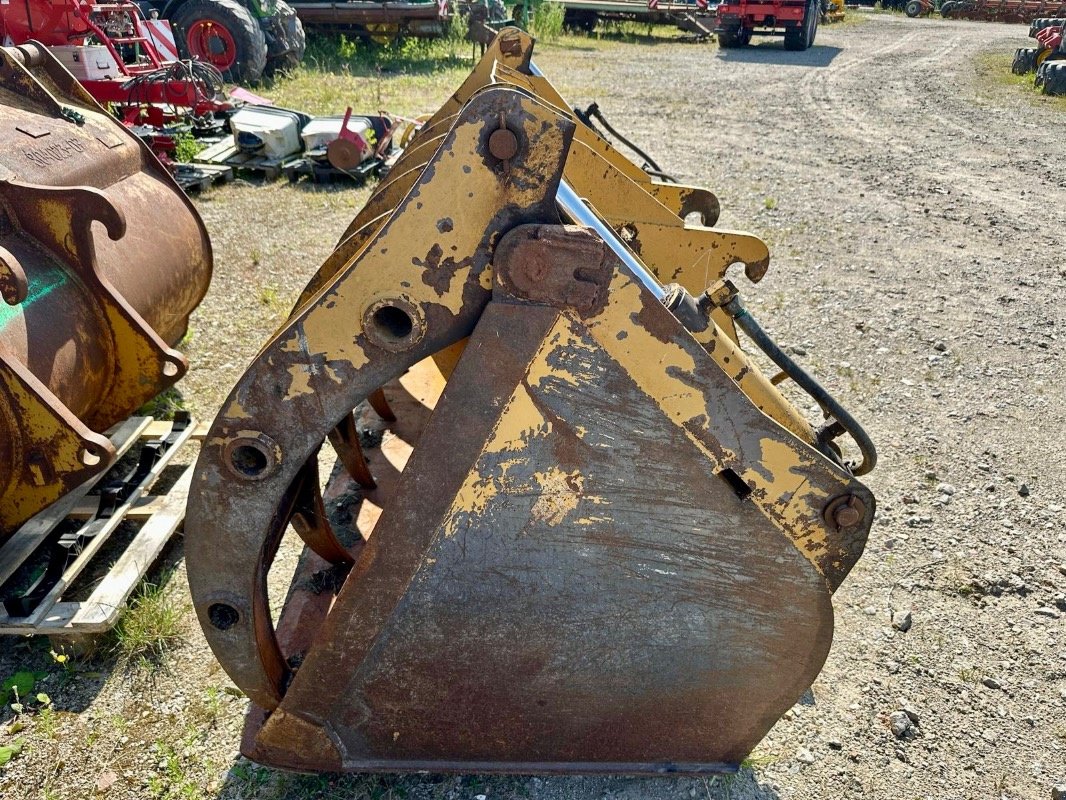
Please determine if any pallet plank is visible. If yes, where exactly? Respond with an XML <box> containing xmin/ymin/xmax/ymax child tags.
<box><xmin>70</xmin><ymin>465</ymin><xmax>194</xmax><ymax>633</ymax></box>
<box><xmin>0</xmin><ymin>417</ymin><xmax>151</xmax><ymax>588</ymax></box>
<box><xmin>16</xmin><ymin>422</ymin><xmax>197</xmax><ymax>629</ymax></box>
<box><xmin>0</xmin><ymin>417</ymin><xmax>199</xmax><ymax>638</ymax></box>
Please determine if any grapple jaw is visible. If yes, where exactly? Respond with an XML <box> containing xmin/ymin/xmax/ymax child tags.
<box><xmin>186</xmin><ymin>33</ymin><xmax>875</xmax><ymax>776</ymax></box>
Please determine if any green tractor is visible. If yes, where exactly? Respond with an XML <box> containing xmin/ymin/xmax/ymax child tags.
<box><xmin>147</xmin><ymin>0</ymin><xmax>306</xmax><ymax>83</ymax></box>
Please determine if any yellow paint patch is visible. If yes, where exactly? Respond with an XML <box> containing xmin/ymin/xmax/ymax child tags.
<box><xmin>529</xmin><ymin>468</ymin><xmax>583</xmax><ymax>526</ymax></box>
<box><xmin>286</xmin><ymin>364</ymin><xmax>316</xmax><ymax>398</ymax></box>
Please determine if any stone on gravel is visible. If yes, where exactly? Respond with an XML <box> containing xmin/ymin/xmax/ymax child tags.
<box><xmin>937</xmin><ymin>483</ymin><xmax>957</xmax><ymax>496</ymax></box>
<box><xmin>1035</xmin><ymin>607</ymin><xmax>1061</xmax><ymax>619</ymax></box>
<box><xmin>889</xmin><ymin>711</ymin><xmax>913</xmax><ymax>739</ymax></box>
<box><xmin>796</xmin><ymin>748</ymin><xmax>816</xmax><ymax>764</ymax></box>
<box><xmin>982</xmin><ymin>677</ymin><xmax>1003</xmax><ymax>690</ymax></box>
<box><xmin>892</xmin><ymin>610</ymin><xmax>913</xmax><ymax>632</ymax></box>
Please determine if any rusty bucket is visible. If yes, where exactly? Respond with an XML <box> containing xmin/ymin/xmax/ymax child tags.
<box><xmin>0</xmin><ymin>42</ymin><xmax>212</xmax><ymax>539</ymax></box>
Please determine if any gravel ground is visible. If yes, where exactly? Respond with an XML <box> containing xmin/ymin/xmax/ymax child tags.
<box><xmin>2</xmin><ymin>11</ymin><xmax>1064</xmax><ymax>800</ymax></box>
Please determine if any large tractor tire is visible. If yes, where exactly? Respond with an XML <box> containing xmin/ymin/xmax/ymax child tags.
<box><xmin>264</xmin><ymin>0</ymin><xmax>306</xmax><ymax>76</ymax></box>
<box><xmin>1013</xmin><ymin>47</ymin><xmax>1038</xmax><ymax>74</ymax></box>
<box><xmin>718</xmin><ymin>26</ymin><xmax>752</xmax><ymax>47</ymax></box>
<box><xmin>939</xmin><ymin>1</ymin><xmax>957</xmax><ymax>16</ymax></box>
<box><xmin>1030</xmin><ymin>18</ymin><xmax>1065</xmax><ymax>36</ymax></box>
<box><xmin>1041</xmin><ymin>61</ymin><xmax>1066</xmax><ymax>94</ymax></box>
<box><xmin>171</xmin><ymin>0</ymin><xmax>268</xmax><ymax>84</ymax></box>
<box><xmin>905</xmin><ymin>0</ymin><xmax>922</xmax><ymax>16</ymax></box>
<box><xmin>784</xmin><ymin>0</ymin><xmax>818</xmax><ymax>50</ymax></box>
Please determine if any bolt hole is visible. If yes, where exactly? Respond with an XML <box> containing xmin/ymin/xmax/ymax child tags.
<box><xmin>230</xmin><ymin>444</ymin><xmax>268</xmax><ymax>477</ymax></box>
<box><xmin>208</xmin><ymin>603</ymin><xmax>239</xmax><ymax>631</ymax></box>
<box><xmin>370</xmin><ymin>305</ymin><xmax>414</xmax><ymax>342</ymax></box>
<box><xmin>162</xmin><ymin>360</ymin><xmax>180</xmax><ymax>378</ymax></box>
<box><xmin>80</xmin><ymin>447</ymin><xmax>102</xmax><ymax>467</ymax></box>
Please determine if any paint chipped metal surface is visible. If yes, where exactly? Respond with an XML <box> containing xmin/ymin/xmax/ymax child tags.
<box><xmin>185</xmin><ymin>31</ymin><xmax>876</xmax><ymax>776</ymax></box>
<box><xmin>0</xmin><ymin>44</ymin><xmax>212</xmax><ymax>537</ymax></box>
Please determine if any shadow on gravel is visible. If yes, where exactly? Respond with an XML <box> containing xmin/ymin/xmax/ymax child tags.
<box><xmin>715</xmin><ymin>44</ymin><xmax>843</xmax><ymax>67</ymax></box>
<box><xmin>215</xmin><ymin>760</ymin><xmax>783</xmax><ymax>800</ymax></box>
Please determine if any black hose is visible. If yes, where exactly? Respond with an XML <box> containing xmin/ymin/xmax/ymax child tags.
<box><xmin>573</xmin><ymin>102</ymin><xmax>678</xmax><ymax>183</ymax></box>
<box><xmin>723</xmin><ymin>293</ymin><xmax>877</xmax><ymax>477</ymax></box>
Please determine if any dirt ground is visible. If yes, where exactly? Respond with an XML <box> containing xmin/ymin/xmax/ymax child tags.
<box><xmin>2</xmin><ymin>10</ymin><xmax>1064</xmax><ymax>800</ymax></box>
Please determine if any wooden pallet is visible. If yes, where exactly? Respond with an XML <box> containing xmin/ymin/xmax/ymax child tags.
<box><xmin>192</xmin><ymin>138</ymin><xmax>304</xmax><ymax>180</ymax></box>
<box><xmin>0</xmin><ymin>416</ymin><xmax>205</xmax><ymax>643</ymax></box>
<box><xmin>175</xmin><ymin>162</ymin><xmax>235</xmax><ymax>193</ymax></box>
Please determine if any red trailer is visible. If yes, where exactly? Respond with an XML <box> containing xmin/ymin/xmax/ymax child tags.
<box><xmin>715</xmin><ymin>0</ymin><xmax>820</xmax><ymax>50</ymax></box>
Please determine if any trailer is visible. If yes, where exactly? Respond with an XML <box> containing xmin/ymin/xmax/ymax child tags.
<box><xmin>285</xmin><ymin>0</ymin><xmax>447</xmax><ymax>38</ymax></box>
<box><xmin>715</xmin><ymin>0</ymin><xmax>820</xmax><ymax>49</ymax></box>
<box><xmin>515</xmin><ymin>0</ymin><xmax>717</xmax><ymax>39</ymax></box>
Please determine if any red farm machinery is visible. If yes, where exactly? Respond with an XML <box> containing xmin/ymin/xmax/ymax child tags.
<box><xmin>715</xmin><ymin>0</ymin><xmax>822</xmax><ymax>49</ymax></box>
<box><xmin>0</xmin><ymin>0</ymin><xmax>234</xmax><ymax>127</ymax></box>
<box><xmin>938</xmin><ymin>0</ymin><xmax>1066</xmax><ymax>20</ymax></box>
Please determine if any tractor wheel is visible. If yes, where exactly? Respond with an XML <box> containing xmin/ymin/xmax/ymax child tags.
<box><xmin>905</xmin><ymin>0</ymin><xmax>922</xmax><ymax>16</ymax></box>
<box><xmin>1041</xmin><ymin>61</ymin><xmax>1066</xmax><ymax>94</ymax></box>
<box><xmin>264</xmin><ymin>0</ymin><xmax>306</xmax><ymax>76</ymax></box>
<box><xmin>1030</xmin><ymin>17</ymin><xmax>1065</xmax><ymax>36</ymax></box>
<box><xmin>940</xmin><ymin>1</ymin><xmax>956</xmax><ymax>16</ymax></box>
<box><xmin>1012</xmin><ymin>47</ymin><xmax>1038</xmax><ymax>74</ymax></box>
<box><xmin>1035</xmin><ymin>60</ymin><xmax>1050</xmax><ymax>87</ymax></box>
<box><xmin>718</xmin><ymin>26</ymin><xmax>749</xmax><ymax>47</ymax></box>
<box><xmin>171</xmin><ymin>0</ymin><xmax>268</xmax><ymax>83</ymax></box>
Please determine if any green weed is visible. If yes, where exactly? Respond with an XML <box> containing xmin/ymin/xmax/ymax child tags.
<box><xmin>173</xmin><ymin>133</ymin><xmax>203</xmax><ymax>163</ymax></box>
<box><xmin>531</xmin><ymin>1</ymin><xmax>566</xmax><ymax>41</ymax></box>
<box><xmin>974</xmin><ymin>51</ymin><xmax>1066</xmax><ymax>113</ymax></box>
<box><xmin>137</xmin><ymin>386</ymin><xmax>188</xmax><ymax>420</ymax></box>
<box><xmin>112</xmin><ymin>575</ymin><xmax>186</xmax><ymax>667</ymax></box>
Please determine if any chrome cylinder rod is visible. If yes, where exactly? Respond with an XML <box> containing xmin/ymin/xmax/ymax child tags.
<box><xmin>528</xmin><ymin>61</ymin><xmax>667</xmax><ymax>302</ymax></box>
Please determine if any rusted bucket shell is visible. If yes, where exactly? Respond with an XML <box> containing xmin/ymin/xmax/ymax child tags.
<box><xmin>0</xmin><ymin>43</ymin><xmax>212</xmax><ymax>538</ymax></box>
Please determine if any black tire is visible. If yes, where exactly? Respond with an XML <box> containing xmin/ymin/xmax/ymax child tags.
<box><xmin>563</xmin><ymin>9</ymin><xmax>598</xmax><ymax>31</ymax></box>
<box><xmin>1035</xmin><ymin>59</ymin><xmax>1051</xmax><ymax>87</ymax></box>
<box><xmin>784</xmin><ymin>0</ymin><xmax>816</xmax><ymax>50</ymax></box>
<box><xmin>718</xmin><ymin>26</ymin><xmax>749</xmax><ymax>47</ymax></box>
<box><xmin>170</xmin><ymin>0</ymin><xmax>268</xmax><ymax>84</ymax></box>
<box><xmin>1030</xmin><ymin>17</ymin><xmax>1065</xmax><ymax>37</ymax></box>
<box><xmin>1041</xmin><ymin>61</ymin><xmax>1066</xmax><ymax>94</ymax></box>
<box><xmin>807</xmin><ymin>1</ymin><xmax>819</xmax><ymax>46</ymax></box>
<box><xmin>905</xmin><ymin>0</ymin><xmax>922</xmax><ymax>16</ymax></box>
<box><xmin>940</xmin><ymin>1</ymin><xmax>956</xmax><ymax>15</ymax></box>
<box><xmin>264</xmin><ymin>0</ymin><xmax>306</xmax><ymax>75</ymax></box>
<box><xmin>1012</xmin><ymin>47</ymin><xmax>1038</xmax><ymax>74</ymax></box>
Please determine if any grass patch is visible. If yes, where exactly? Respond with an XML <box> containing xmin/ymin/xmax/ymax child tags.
<box><xmin>112</xmin><ymin>574</ymin><xmax>186</xmax><ymax>667</ymax></box>
<box><xmin>137</xmin><ymin>386</ymin><xmax>188</xmax><ymax>421</ymax></box>
<box><xmin>974</xmin><ymin>51</ymin><xmax>1066</xmax><ymax>112</ymax></box>
<box><xmin>259</xmin><ymin>32</ymin><xmax>474</xmax><ymax>117</ymax></box>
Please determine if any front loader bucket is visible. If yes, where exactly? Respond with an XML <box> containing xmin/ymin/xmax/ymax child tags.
<box><xmin>186</xmin><ymin>31</ymin><xmax>876</xmax><ymax>776</ymax></box>
<box><xmin>0</xmin><ymin>43</ymin><xmax>212</xmax><ymax>540</ymax></box>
